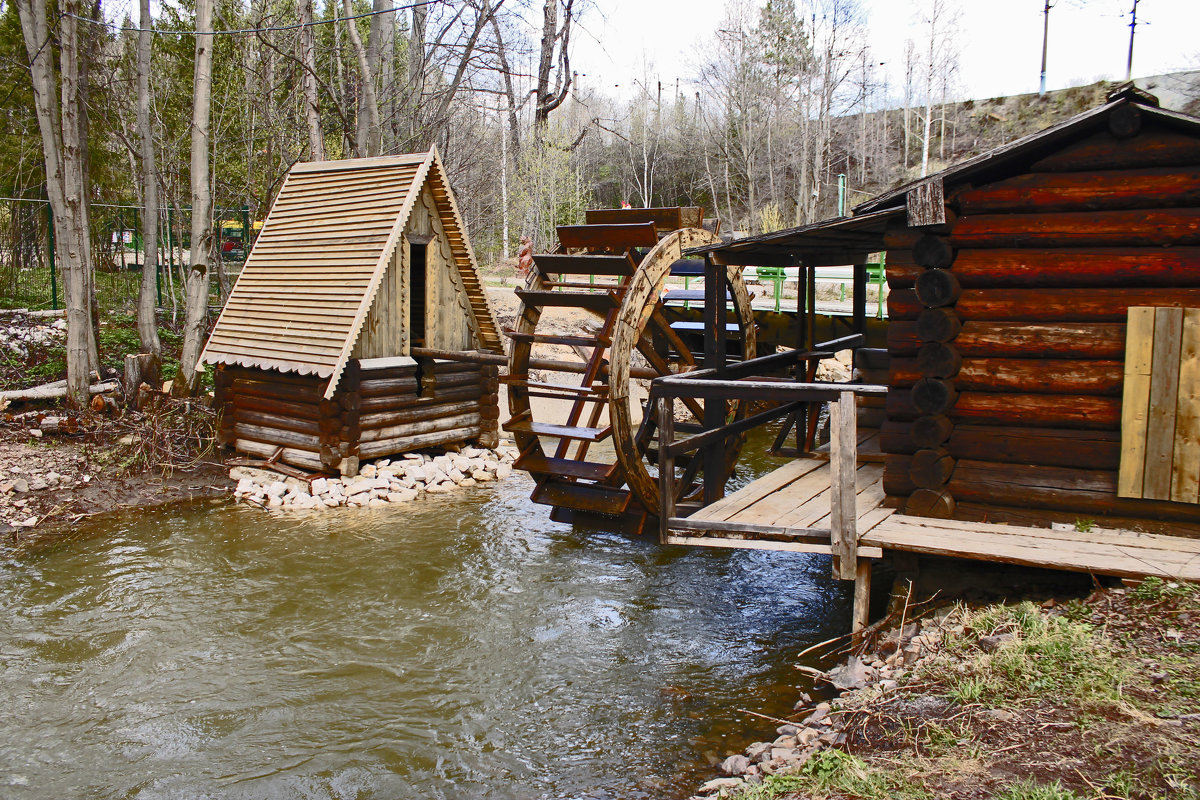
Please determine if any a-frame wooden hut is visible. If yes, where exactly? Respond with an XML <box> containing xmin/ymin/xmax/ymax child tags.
<box><xmin>201</xmin><ymin>149</ymin><xmax>503</xmax><ymax>477</ymax></box>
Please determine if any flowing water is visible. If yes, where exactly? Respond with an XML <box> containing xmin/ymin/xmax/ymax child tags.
<box><xmin>0</xmin><ymin>443</ymin><xmax>852</xmax><ymax>799</ymax></box>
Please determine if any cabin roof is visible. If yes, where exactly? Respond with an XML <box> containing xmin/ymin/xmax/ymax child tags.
<box><xmin>700</xmin><ymin>86</ymin><xmax>1200</xmax><ymax>264</ymax></box>
<box><xmin>200</xmin><ymin>148</ymin><xmax>500</xmax><ymax>397</ymax></box>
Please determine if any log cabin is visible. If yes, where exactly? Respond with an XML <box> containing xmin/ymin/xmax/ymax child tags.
<box><xmin>696</xmin><ymin>84</ymin><xmax>1200</xmax><ymax>531</ymax></box>
<box><xmin>200</xmin><ymin>150</ymin><xmax>503</xmax><ymax>477</ymax></box>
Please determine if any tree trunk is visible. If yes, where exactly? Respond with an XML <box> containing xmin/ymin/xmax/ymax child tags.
<box><xmin>533</xmin><ymin>0</ymin><xmax>573</xmax><ymax>131</ymax></box>
<box><xmin>299</xmin><ymin>0</ymin><xmax>324</xmax><ymax>160</ymax></box>
<box><xmin>173</xmin><ymin>0</ymin><xmax>214</xmax><ymax>397</ymax></box>
<box><xmin>17</xmin><ymin>0</ymin><xmax>94</xmax><ymax>409</ymax></box>
<box><xmin>136</xmin><ymin>0</ymin><xmax>161</xmax><ymax>362</ymax></box>
<box><xmin>346</xmin><ymin>0</ymin><xmax>381</xmax><ymax>156</ymax></box>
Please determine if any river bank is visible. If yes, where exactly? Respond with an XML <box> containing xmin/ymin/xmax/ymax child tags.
<box><xmin>0</xmin><ymin>408</ymin><xmax>232</xmax><ymax>542</ymax></box>
<box><xmin>698</xmin><ymin>579</ymin><xmax>1200</xmax><ymax>800</ymax></box>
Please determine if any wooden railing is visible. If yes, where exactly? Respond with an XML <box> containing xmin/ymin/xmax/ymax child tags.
<box><xmin>650</xmin><ymin>336</ymin><xmax>887</xmax><ymax>579</ymax></box>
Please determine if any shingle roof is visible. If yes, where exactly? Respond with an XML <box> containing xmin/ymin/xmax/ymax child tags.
<box><xmin>200</xmin><ymin>149</ymin><xmax>500</xmax><ymax>397</ymax></box>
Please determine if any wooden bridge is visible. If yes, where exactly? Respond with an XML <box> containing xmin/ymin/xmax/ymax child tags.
<box><xmin>654</xmin><ymin>357</ymin><xmax>1200</xmax><ymax>632</ymax></box>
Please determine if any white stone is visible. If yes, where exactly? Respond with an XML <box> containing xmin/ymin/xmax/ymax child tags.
<box><xmin>267</xmin><ymin>495</ymin><xmax>283</xmax><ymax>508</ymax></box>
<box><xmin>323</xmin><ymin>497</ymin><xmax>341</xmax><ymax>507</ymax></box>
<box><xmin>367</xmin><ymin>497</ymin><xmax>389</xmax><ymax>509</ymax></box>
<box><xmin>372</xmin><ymin>477</ymin><xmax>391</xmax><ymax>490</ymax></box>
<box><xmin>360</xmin><ymin>464</ymin><xmax>377</xmax><ymax>479</ymax></box>
<box><xmin>496</xmin><ymin>464</ymin><xmax>512</xmax><ymax>479</ymax></box>
<box><xmin>460</xmin><ymin>478</ymin><xmax>476</xmax><ymax>487</ymax></box>
<box><xmin>451</xmin><ymin>456</ymin><xmax>471</xmax><ymax>472</ymax></box>
<box><xmin>448</xmin><ymin>468</ymin><xmax>465</xmax><ymax>483</ymax></box>
<box><xmin>264</xmin><ymin>481</ymin><xmax>287</xmax><ymax>498</ymax></box>
<box><xmin>472</xmin><ymin>470</ymin><xmax>493</xmax><ymax>482</ymax></box>
<box><xmin>310</xmin><ymin>477</ymin><xmax>328</xmax><ymax>495</ymax></box>
<box><xmin>284</xmin><ymin>477</ymin><xmax>307</xmax><ymax>494</ymax></box>
<box><xmin>406</xmin><ymin>465</ymin><xmax>426</xmax><ymax>482</ymax></box>
<box><xmin>236</xmin><ymin>478</ymin><xmax>256</xmax><ymax>495</ymax></box>
<box><xmin>377</xmin><ymin>459</ymin><xmax>391</xmax><ymax>468</ymax></box>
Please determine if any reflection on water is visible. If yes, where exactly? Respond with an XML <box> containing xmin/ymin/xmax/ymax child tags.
<box><xmin>0</xmin><ymin>437</ymin><xmax>852</xmax><ymax>799</ymax></box>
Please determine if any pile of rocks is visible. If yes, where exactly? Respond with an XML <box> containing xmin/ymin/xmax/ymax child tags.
<box><xmin>0</xmin><ymin>312</ymin><xmax>67</xmax><ymax>358</ymax></box>
<box><xmin>0</xmin><ymin>458</ymin><xmax>90</xmax><ymax>530</ymax></box>
<box><xmin>232</xmin><ymin>442</ymin><xmax>520</xmax><ymax>510</ymax></box>
<box><xmin>696</xmin><ymin>608</ymin><xmax>961</xmax><ymax>798</ymax></box>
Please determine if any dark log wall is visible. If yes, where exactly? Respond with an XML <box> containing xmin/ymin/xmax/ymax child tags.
<box><xmin>214</xmin><ymin>359</ymin><xmax>500</xmax><ymax>476</ymax></box>
<box><xmin>881</xmin><ymin>110</ymin><xmax>1200</xmax><ymax>523</ymax></box>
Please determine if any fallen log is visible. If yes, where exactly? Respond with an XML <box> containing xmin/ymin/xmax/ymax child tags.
<box><xmin>0</xmin><ymin>379</ymin><xmax>120</xmax><ymax>402</ymax></box>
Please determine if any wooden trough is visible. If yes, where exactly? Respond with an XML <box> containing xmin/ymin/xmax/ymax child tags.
<box><xmin>201</xmin><ymin>149</ymin><xmax>502</xmax><ymax>476</ymax></box>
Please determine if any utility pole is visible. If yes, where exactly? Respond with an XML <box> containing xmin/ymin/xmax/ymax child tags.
<box><xmin>1039</xmin><ymin>0</ymin><xmax>1052</xmax><ymax>96</ymax></box>
<box><xmin>1126</xmin><ymin>0</ymin><xmax>1139</xmax><ymax>81</ymax></box>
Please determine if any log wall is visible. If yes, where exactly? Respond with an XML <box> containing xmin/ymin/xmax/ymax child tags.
<box><xmin>881</xmin><ymin>112</ymin><xmax>1200</xmax><ymax>524</ymax></box>
<box><xmin>214</xmin><ymin>357</ymin><xmax>499</xmax><ymax>476</ymax></box>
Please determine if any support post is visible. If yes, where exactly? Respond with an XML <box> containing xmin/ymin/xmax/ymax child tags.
<box><xmin>657</xmin><ymin>394</ymin><xmax>676</xmax><ymax>545</ymax></box>
<box><xmin>830</xmin><ymin>390</ymin><xmax>858</xmax><ymax>581</ymax></box>
<box><xmin>852</xmin><ymin>263</ymin><xmax>867</xmax><ymax>336</ymax></box>
<box><xmin>702</xmin><ymin>254</ymin><xmax>728</xmax><ymax>507</ymax></box>
<box><xmin>852</xmin><ymin>560</ymin><xmax>871</xmax><ymax>633</ymax></box>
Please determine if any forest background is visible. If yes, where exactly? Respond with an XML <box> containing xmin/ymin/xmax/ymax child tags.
<box><xmin>2</xmin><ymin>0</ymin><xmax>1198</xmax><ymax>406</ymax></box>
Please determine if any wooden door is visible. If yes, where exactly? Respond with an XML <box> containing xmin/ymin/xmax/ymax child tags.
<box><xmin>1118</xmin><ymin>306</ymin><xmax>1200</xmax><ymax>502</ymax></box>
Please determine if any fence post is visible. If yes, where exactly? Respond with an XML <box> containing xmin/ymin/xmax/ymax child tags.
<box><xmin>829</xmin><ymin>390</ymin><xmax>858</xmax><ymax>581</ymax></box>
<box><xmin>45</xmin><ymin>201</ymin><xmax>58</xmax><ymax>311</ymax></box>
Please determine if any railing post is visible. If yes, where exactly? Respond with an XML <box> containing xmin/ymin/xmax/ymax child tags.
<box><xmin>830</xmin><ymin>390</ymin><xmax>858</xmax><ymax>581</ymax></box>
<box><xmin>657</xmin><ymin>393</ymin><xmax>676</xmax><ymax>545</ymax></box>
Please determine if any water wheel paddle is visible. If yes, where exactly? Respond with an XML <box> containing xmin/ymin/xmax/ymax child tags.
<box><xmin>504</xmin><ymin>211</ymin><xmax>755</xmax><ymax>529</ymax></box>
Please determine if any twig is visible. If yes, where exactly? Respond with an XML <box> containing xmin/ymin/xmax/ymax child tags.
<box><xmin>736</xmin><ymin>708</ymin><xmax>796</xmax><ymax>727</ymax></box>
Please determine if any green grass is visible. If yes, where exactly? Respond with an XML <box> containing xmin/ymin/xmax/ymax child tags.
<box><xmin>934</xmin><ymin>601</ymin><xmax>1129</xmax><ymax>711</ymax></box>
<box><xmin>734</xmin><ymin>750</ymin><xmax>929</xmax><ymax>800</ymax></box>
<box><xmin>995</xmin><ymin>778</ymin><xmax>1083</xmax><ymax>800</ymax></box>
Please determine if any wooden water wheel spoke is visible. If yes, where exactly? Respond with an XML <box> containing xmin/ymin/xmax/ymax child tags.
<box><xmin>506</xmin><ymin>211</ymin><xmax>755</xmax><ymax>528</ymax></box>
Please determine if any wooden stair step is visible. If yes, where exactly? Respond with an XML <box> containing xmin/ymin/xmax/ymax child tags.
<box><xmin>504</xmin><ymin>331</ymin><xmax>611</xmax><ymax>347</ymax></box>
<box><xmin>501</xmin><ymin>378</ymin><xmax>608</xmax><ymax>395</ymax></box>
<box><xmin>671</xmin><ymin>321</ymin><xmax>743</xmax><ymax>334</ymax></box>
<box><xmin>515</xmin><ymin>289</ymin><xmax>620</xmax><ymax>310</ymax></box>
<box><xmin>503</xmin><ymin>419</ymin><xmax>612</xmax><ymax>442</ymax></box>
<box><xmin>533</xmin><ymin>253</ymin><xmax>637</xmax><ymax>276</ymax></box>
<box><xmin>556</xmin><ymin>221</ymin><xmax>659</xmax><ymax>250</ymax></box>
<box><xmin>532</xmin><ymin>477</ymin><xmax>632</xmax><ymax>516</ymax></box>
<box><xmin>514</xmin><ymin>452</ymin><xmax>616</xmax><ymax>481</ymax></box>
<box><xmin>669</xmin><ymin>258</ymin><xmax>706</xmax><ymax>276</ymax></box>
<box><xmin>661</xmin><ymin>289</ymin><xmax>733</xmax><ymax>302</ymax></box>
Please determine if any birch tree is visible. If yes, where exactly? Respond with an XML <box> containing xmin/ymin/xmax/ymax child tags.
<box><xmin>137</xmin><ymin>0</ymin><xmax>161</xmax><ymax>362</ymax></box>
<box><xmin>17</xmin><ymin>0</ymin><xmax>95</xmax><ymax>408</ymax></box>
<box><xmin>174</xmin><ymin>0</ymin><xmax>214</xmax><ymax>396</ymax></box>
<box><xmin>299</xmin><ymin>0</ymin><xmax>324</xmax><ymax>160</ymax></box>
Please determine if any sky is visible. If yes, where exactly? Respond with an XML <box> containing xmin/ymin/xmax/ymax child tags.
<box><xmin>570</xmin><ymin>0</ymin><xmax>1199</xmax><ymax>105</ymax></box>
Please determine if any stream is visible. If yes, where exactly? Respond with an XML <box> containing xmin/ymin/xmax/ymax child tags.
<box><xmin>0</xmin><ymin>443</ymin><xmax>852</xmax><ymax>799</ymax></box>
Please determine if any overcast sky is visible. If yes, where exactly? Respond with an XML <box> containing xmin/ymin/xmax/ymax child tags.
<box><xmin>570</xmin><ymin>0</ymin><xmax>1198</xmax><ymax>104</ymax></box>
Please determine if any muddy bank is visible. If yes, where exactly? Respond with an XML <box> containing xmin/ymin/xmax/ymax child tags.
<box><xmin>0</xmin><ymin>417</ymin><xmax>232</xmax><ymax>544</ymax></box>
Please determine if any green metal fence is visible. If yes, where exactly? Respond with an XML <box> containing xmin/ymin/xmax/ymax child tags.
<box><xmin>0</xmin><ymin>197</ymin><xmax>255</xmax><ymax>318</ymax></box>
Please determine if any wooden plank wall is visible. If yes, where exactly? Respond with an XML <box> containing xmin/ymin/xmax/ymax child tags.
<box><xmin>355</xmin><ymin>185</ymin><xmax>477</xmax><ymax>360</ymax></box>
<box><xmin>217</xmin><ymin>360</ymin><xmax>500</xmax><ymax>476</ymax></box>
<box><xmin>1119</xmin><ymin>306</ymin><xmax>1200</xmax><ymax>503</ymax></box>
<box><xmin>881</xmin><ymin>110</ymin><xmax>1200</xmax><ymax>524</ymax></box>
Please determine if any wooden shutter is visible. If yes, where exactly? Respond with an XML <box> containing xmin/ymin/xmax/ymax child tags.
<box><xmin>1118</xmin><ymin>306</ymin><xmax>1200</xmax><ymax>502</ymax></box>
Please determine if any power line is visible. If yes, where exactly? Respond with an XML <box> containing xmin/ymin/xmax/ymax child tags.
<box><xmin>65</xmin><ymin>0</ymin><xmax>442</xmax><ymax>37</ymax></box>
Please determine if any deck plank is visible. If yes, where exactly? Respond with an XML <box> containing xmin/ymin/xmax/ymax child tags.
<box><xmin>690</xmin><ymin>458</ymin><xmax>826</xmax><ymax>522</ymax></box>
<box><xmin>863</xmin><ymin>517</ymin><xmax>1200</xmax><ymax>580</ymax></box>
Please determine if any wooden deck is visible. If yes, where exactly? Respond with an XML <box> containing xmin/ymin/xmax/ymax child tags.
<box><xmin>666</xmin><ymin>458</ymin><xmax>1200</xmax><ymax>582</ymax></box>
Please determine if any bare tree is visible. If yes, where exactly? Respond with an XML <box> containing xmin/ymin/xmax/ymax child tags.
<box><xmin>346</xmin><ymin>0</ymin><xmax>382</xmax><ymax>156</ymax></box>
<box><xmin>17</xmin><ymin>0</ymin><xmax>95</xmax><ymax>408</ymax></box>
<box><xmin>137</xmin><ymin>0</ymin><xmax>161</xmax><ymax>363</ymax></box>
<box><xmin>300</xmin><ymin>0</ymin><xmax>325</xmax><ymax>160</ymax></box>
<box><xmin>174</xmin><ymin>0</ymin><xmax>215</xmax><ymax>397</ymax></box>
<box><xmin>534</xmin><ymin>0</ymin><xmax>574</xmax><ymax>131</ymax></box>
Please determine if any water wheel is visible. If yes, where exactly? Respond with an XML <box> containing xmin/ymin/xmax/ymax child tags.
<box><xmin>503</xmin><ymin>209</ymin><xmax>756</xmax><ymax>530</ymax></box>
